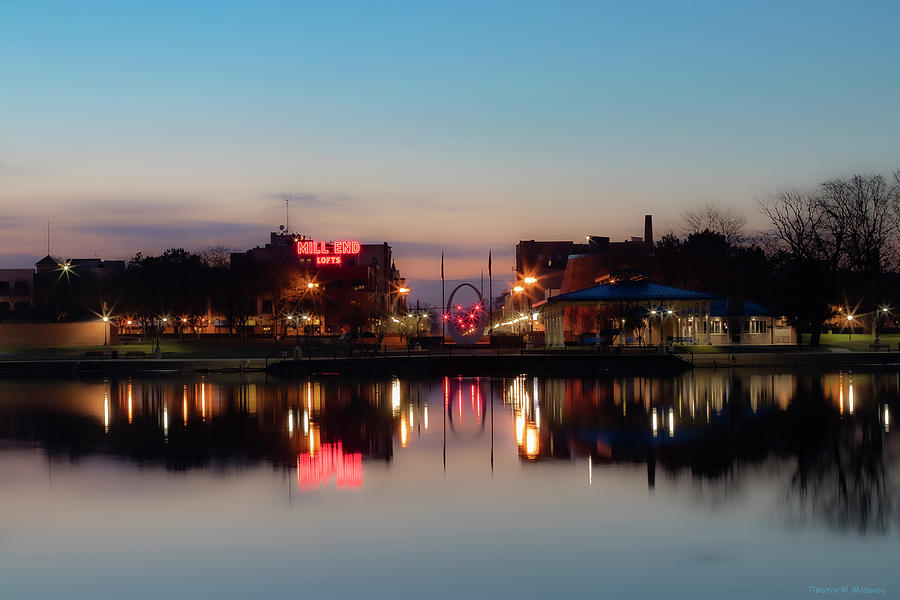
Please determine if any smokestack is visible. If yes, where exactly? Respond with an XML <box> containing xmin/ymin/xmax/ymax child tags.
<box><xmin>644</xmin><ymin>215</ymin><xmax>653</xmax><ymax>250</ymax></box>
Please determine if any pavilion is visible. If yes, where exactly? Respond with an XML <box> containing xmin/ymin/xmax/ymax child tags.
<box><xmin>537</xmin><ymin>279</ymin><xmax>718</xmax><ymax>347</ymax></box>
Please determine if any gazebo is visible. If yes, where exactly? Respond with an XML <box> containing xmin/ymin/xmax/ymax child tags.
<box><xmin>537</xmin><ymin>279</ymin><xmax>718</xmax><ymax>347</ymax></box>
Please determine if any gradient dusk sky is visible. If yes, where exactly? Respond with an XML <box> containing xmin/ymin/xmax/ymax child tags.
<box><xmin>2</xmin><ymin>0</ymin><xmax>900</xmax><ymax>297</ymax></box>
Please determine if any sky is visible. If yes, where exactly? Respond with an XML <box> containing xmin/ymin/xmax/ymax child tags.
<box><xmin>2</xmin><ymin>0</ymin><xmax>900</xmax><ymax>302</ymax></box>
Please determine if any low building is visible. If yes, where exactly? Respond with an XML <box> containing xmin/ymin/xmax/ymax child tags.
<box><xmin>538</xmin><ymin>277</ymin><xmax>795</xmax><ymax>347</ymax></box>
<box><xmin>0</xmin><ymin>268</ymin><xmax>35</xmax><ymax>317</ymax></box>
<box><xmin>513</xmin><ymin>215</ymin><xmax>654</xmax><ymax>303</ymax></box>
<box><xmin>707</xmin><ymin>298</ymin><xmax>795</xmax><ymax>345</ymax></box>
<box><xmin>503</xmin><ymin>216</ymin><xmax>654</xmax><ymax>326</ymax></box>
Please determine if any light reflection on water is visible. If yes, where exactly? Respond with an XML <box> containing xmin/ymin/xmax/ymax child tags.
<box><xmin>0</xmin><ymin>369</ymin><xmax>898</xmax><ymax>598</ymax></box>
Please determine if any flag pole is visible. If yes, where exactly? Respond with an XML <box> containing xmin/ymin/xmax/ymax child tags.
<box><xmin>488</xmin><ymin>250</ymin><xmax>493</xmax><ymax>342</ymax></box>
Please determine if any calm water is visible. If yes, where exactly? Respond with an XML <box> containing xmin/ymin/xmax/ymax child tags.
<box><xmin>0</xmin><ymin>370</ymin><xmax>898</xmax><ymax>599</ymax></box>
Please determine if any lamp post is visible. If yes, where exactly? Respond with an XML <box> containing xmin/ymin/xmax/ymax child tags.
<box><xmin>523</xmin><ymin>277</ymin><xmax>537</xmax><ymax>341</ymax></box>
<box><xmin>513</xmin><ymin>286</ymin><xmax>525</xmax><ymax>335</ymax></box>
<box><xmin>846</xmin><ymin>313</ymin><xmax>854</xmax><ymax>342</ymax></box>
<box><xmin>876</xmin><ymin>307</ymin><xmax>889</xmax><ymax>343</ymax></box>
<box><xmin>102</xmin><ymin>316</ymin><xmax>109</xmax><ymax>345</ymax></box>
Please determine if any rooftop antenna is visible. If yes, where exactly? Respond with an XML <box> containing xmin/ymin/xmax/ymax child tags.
<box><xmin>285</xmin><ymin>194</ymin><xmax>291</xmax><ymax>235</ymax></box>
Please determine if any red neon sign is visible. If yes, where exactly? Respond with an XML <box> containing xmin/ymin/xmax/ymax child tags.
<box><xmin>296</xmin><ymin>240</ymin><xmax>361</xmax><ymax>255</ymax></box>
<box><xmin>297</xmin><ymin>240</ymin><xmax>360</xmax><ymax>267</ymax></box>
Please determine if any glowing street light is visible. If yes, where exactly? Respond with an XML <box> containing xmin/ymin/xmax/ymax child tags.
<box><xmin>398</xmin><ymin>287</ymin><xmax>410</xmax><ymax>294</ymax></box>
<box><xmin>523</xmin><ymin>276</ymin><xmax>537</xmax><ymax>285</ymax></box>
<box><xmin>513</xmin><ymin>285</ymin><xmax>524</xmax><ymax>293</ymax></box>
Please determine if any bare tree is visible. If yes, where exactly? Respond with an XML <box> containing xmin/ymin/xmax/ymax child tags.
<box><xmin>759</xmin><ymin>172</ymin><xmax>900</xmax><ymax>345</ymax></box>
<box><xmin>682</xmin><ymin>203</ymin><xmax>746</xmax><ymax>244</ymax></box>
<box><xmin>199</xmin><ymin>246</ymin><xmax>232</xmax><ymax>269</ymax></box>
<box><xmin>759</xmin><ymin>189</ymin><xmax>835</xmax><ymax>264</ymax></box>
<box><xmin>821</xmin><ymin>174</ymin><xmax>896</xmax><ymax>274</ymax></box>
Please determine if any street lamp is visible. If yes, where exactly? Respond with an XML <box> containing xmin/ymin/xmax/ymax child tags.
<box><xmin>876</xmin><ymin>307</ymin><xmax>890</xmax><ymax>343</ymax></box>
<box><xmin>522</xmin><ymin>278</ymin><xmax>538</xmax><ymax>342</ymax></box>
<box><xmin>155</xmin><ymin>317</ymin><xmax>164</xmax><ymax>356</ymax></box>
<box><xmin>102</xmin><ymin>316</ymin><xmax>109</xmax><ymax>345</ymax></box>
<box><xmin>846</xmin><ymin>313</ymin><xmax>854</xmax><ymax>342</ymax></box>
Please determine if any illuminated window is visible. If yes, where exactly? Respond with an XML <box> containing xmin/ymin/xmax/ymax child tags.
<box><xmin>749</xmin><ymin>320</ymin><xmax>768</xmax><ymax>334</ymax></box>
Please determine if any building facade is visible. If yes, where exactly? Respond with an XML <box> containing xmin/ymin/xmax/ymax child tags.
<box><xmin>230</xmin><ymin>232</ymin><xmax>406</xmax><ymax>336</ymax></box>
<box><xmin>0</xmin><ymin>268</ymin><xmax>34</xmax><ymax>317</ymax></box>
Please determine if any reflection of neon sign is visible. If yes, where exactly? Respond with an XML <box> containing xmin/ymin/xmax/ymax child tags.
<box><xmin>297</xmin><ymin>442</ymin><xmax>362</xmax><ymax>488</ymax></box>
<box><xmin>297</xmin><ymin>240</ymin><xmax>361</xmax><ymax>267</ymax></box>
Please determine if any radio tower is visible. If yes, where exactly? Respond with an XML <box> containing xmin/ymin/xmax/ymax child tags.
<box><xmin>284</xmin><ymin>194</ymin><xmax>291</xmax><ymax>234</ymax></box>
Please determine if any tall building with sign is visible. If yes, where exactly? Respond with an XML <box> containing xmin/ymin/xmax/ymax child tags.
<box><xmin>231</xmin><ymin>232</ymin><xmax>406</xmax><ymax>335</ymax></box>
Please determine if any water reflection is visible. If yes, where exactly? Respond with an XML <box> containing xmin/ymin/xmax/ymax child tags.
<box><xmin>0</xmin><ymin>369</ymin><xmax>897</xmax><ymax>533</ymax></box>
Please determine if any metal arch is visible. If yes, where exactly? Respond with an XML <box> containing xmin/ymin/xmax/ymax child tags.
<box><xmin>446</xmin><ymin>282</ymin><xmax>484</xmax><ymax>310</ymax></box>
<box><xmin>445</xmin><ymin>283</ymin><xmax>487</xmax><ymax>345</ymax></box>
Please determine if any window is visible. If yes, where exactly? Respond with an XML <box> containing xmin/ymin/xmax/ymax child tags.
<box><xmin>710</xmin><ymin>320</ymin><xmax>723</xmax><ymax>334</ymax></box>
<box><xmin>261</xmin><ymin>300</ymin><xmax>273</xmax><ymax>314</ymax></box>
<box><xmin>744</xmin><ymin>320</ymin><xmax>750</xmax><ymax>333</ymax></box>
<box><xmin>0</xmin><ymin>281</ymin><xmax>9</xmax><ymax>294</ymax></box>
<box><xmin>749</xmin><ymin>320</ymin><xmax>768</xmax><ymax>334</ymax></box>
<box><xmin>14</xmin><ymin>280</ymin><xmax>29</xmax><ymax>294</ymax></box>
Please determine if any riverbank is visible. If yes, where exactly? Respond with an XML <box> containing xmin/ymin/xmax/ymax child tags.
<box><xmin>678</xmin><ymin>349</ymin><xmax>900</xmax><ymax>368</ymax></box>
<box><xmin>0</xmin><ymin>351</ymin><xmax>690</xmax><ymax>377</ymax></box>
<box><xmin>0</xmin><ymin>347</ymin><xmax>898</xmax><ymax>376</ymax></box>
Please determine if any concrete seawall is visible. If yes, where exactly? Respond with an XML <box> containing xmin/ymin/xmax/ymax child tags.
<box><xmin>265</xmin><ymin>353</ymin><xmax>690</xmax><ymax>378</ymax></box>
<box><xmin>0</xmin><ymin>350</ymin><xmax>897</xmax><ymax>377</ymax></box>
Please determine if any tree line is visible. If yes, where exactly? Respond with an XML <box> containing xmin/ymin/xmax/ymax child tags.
<box><xmin>657</xmin><ymin>170</ymin><xmax>900</xmax><ymax>345</ymax></box>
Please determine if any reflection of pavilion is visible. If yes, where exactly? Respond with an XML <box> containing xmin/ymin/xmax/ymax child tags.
<box><xmin>513</xmin><ymin>370</ymin><xmax>843</xmax><ymax>487</ymax></box>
